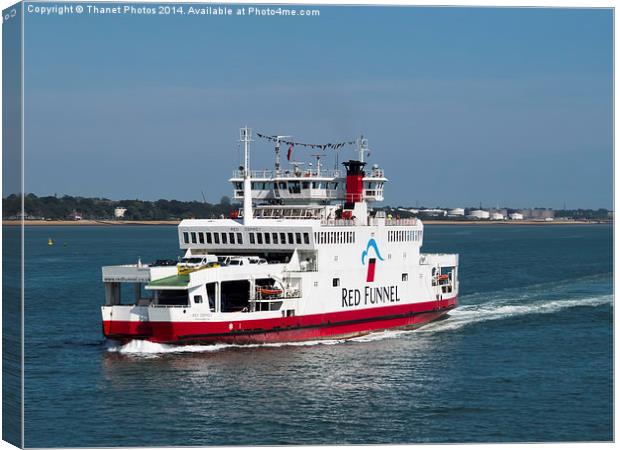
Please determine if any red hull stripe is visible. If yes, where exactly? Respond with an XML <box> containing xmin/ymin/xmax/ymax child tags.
<box><xmin>178</xmin><ymin>304</ymin><xmax>453</xmax><ymax>340</ymax></box>
<box><xmin>104</xmin><ymin>297</ymin><xmax>457</xmax><ymax>344</ymax></box>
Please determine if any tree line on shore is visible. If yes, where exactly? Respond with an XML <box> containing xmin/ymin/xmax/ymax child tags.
<box><xmin>2</xmin><ymin>194</ymin><xmax>612</xmax><ymax>221</ymax></box>
<box><xmin>3</xmin><ymin>194</ymin><xmax>236</xmax><ymax>220</ymax></box>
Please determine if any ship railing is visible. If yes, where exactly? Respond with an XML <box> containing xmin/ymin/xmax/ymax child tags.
<box><xmin>253</xmin><ymin>289</ymin><xmax>301</xmax><ymax>301</ymax></box>
<box><xmin>370</xmin><ymin>168</ymin><xmax>385</xmax><ymax>177</ymax></box>
<box><xmin>320</xmin><ymin>219</ymin><xmax>356</xmax><ymax>227</ymax></box>
<box><xmin>385</xmin><ymin>218</ymin><xmax>419</xmax><ymax>226</ymax></box>
<box><xmin>232</xmin><ymin>169</ymin><xmax>343</xmax><ymax>179</ymax></box>
<box><xmin>366</xmin><ymin>218</ymin><xmax>420</xmax><ymax>226</ymax></box>
<box><xmin>150</xmin><ymin>304</ymin><xmax>189</xmax><ymax>308</ymax></box>
<box><xmin>420</xmin><ymin>253</ymin><xmax>459</xmax><ymax>267</ymax></box>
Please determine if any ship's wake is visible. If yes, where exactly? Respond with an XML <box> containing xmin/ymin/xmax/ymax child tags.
<box><xmin>419</xmin><ymin>293</ymin><xmax>612</xmax><ymax>334</ymax></box>
<box><xmin>106</xmin><ymin>336</ymin><xmax>349</xmax><ymax>356</ymax></box>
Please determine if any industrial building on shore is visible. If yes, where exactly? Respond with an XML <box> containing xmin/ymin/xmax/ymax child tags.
<box><xmin>396</xmin><ymin>207</ymin><xmax>555</xmax><ymax>221</ymax></box>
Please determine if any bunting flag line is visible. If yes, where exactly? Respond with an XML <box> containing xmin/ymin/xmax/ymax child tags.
<box><xmin>256</xmin><ymin>132</ymin><xmax>356</xmax><ymax>151</ymax></box>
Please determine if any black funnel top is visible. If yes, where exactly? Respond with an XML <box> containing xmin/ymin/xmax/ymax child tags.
<box><xmin>342</xmin><ymin>160</ymin><xmax>366</xmax><ymax>176</ymax></box>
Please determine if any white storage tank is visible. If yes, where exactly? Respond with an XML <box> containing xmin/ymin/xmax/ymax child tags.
<box><xmin>490</xmin><ymin>212</ymin><xmax>504</xmax><ymax>220</ymax></box>
<box><xmin>448</xmin><ymin>208</ymin><xmax>465</xmax><ymax>216</ymax></box>
<box><xmin>468</xmin><ymin>209</ymin><xmax>490</xmax><ymax>220</ymax></box>
<box><xmin>508</xmin><ymin>213</ymin><xmax>524</xmax><ymax>220</ymax></box>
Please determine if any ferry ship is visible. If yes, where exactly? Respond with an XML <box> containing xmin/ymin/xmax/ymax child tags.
<box><xmin>101</xmin><ymin>128</ymin><xmax>459</xmax><ymax>344</ymax></box>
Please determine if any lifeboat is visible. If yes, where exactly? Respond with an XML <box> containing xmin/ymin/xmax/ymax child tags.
<box><xmin>258</xmin><ymin>287</ymin><xmax>283</xmax><ymax>297</ymax></box>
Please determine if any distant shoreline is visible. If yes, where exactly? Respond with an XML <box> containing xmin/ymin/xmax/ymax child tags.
<box><xmin>2</xmin><ymin>220</ymin><xmax>181</xmax><ymax>226</ymax></box>
<box><xmin>2</xmin><ymin>219</ymin><xmax>611</xmax><ymax>226</ymax></box>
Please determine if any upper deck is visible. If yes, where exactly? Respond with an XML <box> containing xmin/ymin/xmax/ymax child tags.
<box><xmin>177</xmin><ymin>217</ymin><xmax>422</xmax><ymax>253</ymax></box>
<box><xmin>229</xmin><ymin>165</ymin><xmax>387</xmax><ymax>204</ymax></box>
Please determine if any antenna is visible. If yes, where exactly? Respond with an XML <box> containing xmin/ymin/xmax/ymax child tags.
<box><xmin>357</xmin><ymin>135</ymin><xmax>369</xmax><ymax>162</ymax></box>
<box><xmin>239</xmin><ymin>126</ymin><xmax>253</xmax><ymax>225</ymax></box>
<box><xmin>311</xmin><ymin>154</ymin><xmax>322</xmax><ymax>176</ymax></box>
<box><xmin>201</xmin><ymin>191</ymin><xmax>207</xmax><ymax>204</ymax></box>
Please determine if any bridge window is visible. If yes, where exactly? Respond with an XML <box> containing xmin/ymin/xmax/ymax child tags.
<box><xmin>302</xmin><ymin>181</ymin><xmax>310</xmax><ymax>189</ymax></box>
<box><xmin>183</xmin><ymin>232</ymin><xmax>189</xmax><ymax>244</ymax></box>
<box><xmin>249</xmin><ymin>233</ymin><xmax>255</xmax><ymax>244</ymax></box>
<box><xmin>303</xmin><ymin>233</ymin><xmax>310</xmax><ymax>244</ymax></box>
<box><xmin>265</xmin><ymin>233</ymin><xmax>271</xmax><ymax>244</ymax></box>
<box><xmin>191</xmin><ymin>232</ymin><xmax>197</xmax><ymax>244</ymax></box>
<box><xmin>229</xmin><ymin>232</ymin><xmax>235</xmax><ymax>244</ymax></box>
<box><xmin>198</xmin><ymin>233</ymin><xmax>205</xmax><ymax>244</ymax></box>
<box><xmin>295</xmin><ymin>233</ymin><xmax>302</xmax><ymax>244</ymax></box>
<box><xmin>221</xmin><ymin>233</ymin><xmax>228</xmax><ymax>244</ymax></box>
<box><xmin>280</xmin><ymin>232</ymin><xmax>286</xmax><ymax>244</ymax></box>
<box><xmin>289</xmin><ymin>181</ymin><xmax>301</xmax><ymax>194</ymax></box>
<box><xmin>214</xmin><ymin>233</ymin><xmax>220</xmax><ymax>244</ymax></box>
<box><xmin>288</xmin><ymin>232</ymin><xmax>294</xmax><ymax>244</ymax></box>
<box><xmin>237</xmin><ymin>233</ymin><xmax>243</xmax><ymax>244</ymax></box>
<box><xmin>272</xmin><ymin>232</ymin><xmax>278</xmax><ymax>244</ymax></box>
<box><xmin>257</xmin><ymin>233</ymin><xmax>263</xmax><ymax>245</ymax></box>
<box><xmin>206</xmin><ymin>232</ymin><xmax>212</xmax><ymax>244</ymax></box>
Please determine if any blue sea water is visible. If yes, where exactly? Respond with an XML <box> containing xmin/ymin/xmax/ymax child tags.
<box><xmin>21</xmin><ymin>224</ymin><xmax>612</xmax><ymax>447</ymax></box>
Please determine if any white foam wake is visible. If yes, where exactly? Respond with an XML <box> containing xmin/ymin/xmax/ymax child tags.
<box><xmin>419</xmin><ymin>294</ymin><xmax>613</xmax><ymax>333</ymax></box>
<box><xmin>106</xmin><ymin>336</ymin><xmax>348</xmax><ymax>356</ymax></box>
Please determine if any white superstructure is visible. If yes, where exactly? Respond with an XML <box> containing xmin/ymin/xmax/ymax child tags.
<box><xmin>101</xmin><ymin>128</ymin><xmax>459</xmax><ymax>344</ymax></box>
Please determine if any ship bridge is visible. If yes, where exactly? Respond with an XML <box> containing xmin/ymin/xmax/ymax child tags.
<box><xmin>229</xmin><ymin>165</ymin><xmax>386</xmax><ymax>204</ymax></box>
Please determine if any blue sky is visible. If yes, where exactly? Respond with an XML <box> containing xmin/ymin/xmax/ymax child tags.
<box><xmin>23</xmin><ymin>5</ymin><xmax>612</xmax><ymax>209</ymax></box>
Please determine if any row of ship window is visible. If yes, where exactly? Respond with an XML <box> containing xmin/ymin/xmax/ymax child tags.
<box><xmin>234</xmin><ymin>181</ymin><xmax>341</xmax><ymax>192</ymax></box>
<box><xmin>388</xmin><ymin>229</ymin><xmax>422</xmax><ymax>242</ymax></box>
<box><xmin>249</xmin><ymin>231</ymin><xmax>310</xmax><ymax>245</ymax></box>
<box><xmin>254</xmin><ymin>208</ymin><xmax>320</xmax><ymax>218</ymax></box>
<box><xmin>314</xmin><ymin>231</ymin><xmax>356</xmax><ymax>245</ymax></box>
<box><xmin>233</xmin><ymin>181</ymin><xmax>384</xmax><ymax>192</ymax></box>
<box><xmin>182</xmin><ymin>231</ymin><xmax>311</xmax><ymax>246</ymax></box>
